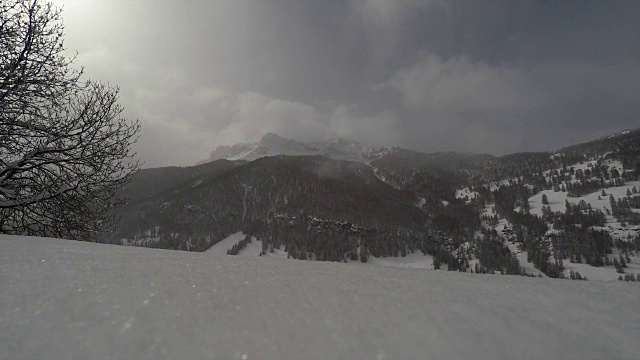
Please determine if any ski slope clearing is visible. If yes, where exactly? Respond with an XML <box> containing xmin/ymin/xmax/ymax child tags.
<box><xmin>207</xmin><ymin>233</ymin><xmax>288</xmax><ymax>259</ymax></box>
<box><xmin>528</xmin><ymin>180</ymin><xmax>640</xmax><ymax>241</ymax></box>
<box><xmin>528</xmin><ymin>180</ymin><xmax>640</xmax><ymax>220</ymax></box>
<box><xmin>205</xmin><ymin>232</ymin><xmax>249</xmax><ymax>256</ymax></box>
<box><xmin>211</xmin><ymin>233</ymin><xmax>436</xmax><ymax>267</ymax></box>
<box><xmin>1</xmin><ymin>235</ymin><xmax>639</xmax><ymax>360</ymax></box>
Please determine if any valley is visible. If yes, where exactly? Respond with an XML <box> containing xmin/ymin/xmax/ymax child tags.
<box><xmin>107</xmin><ymin>129</ymin><xmax>640</xmax><ymax>283</ymax></box>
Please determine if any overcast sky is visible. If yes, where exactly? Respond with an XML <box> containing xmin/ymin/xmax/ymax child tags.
<box><xmin>52</xmin><ymin>0</ymin><xmax>640</xmax><ymax>167</ymax></box>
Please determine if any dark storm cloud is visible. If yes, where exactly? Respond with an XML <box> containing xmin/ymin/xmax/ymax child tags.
<box><xmin>55</xmin><ymin>0</ymin><xmax>640</xmax><ymax>166</ymax></box>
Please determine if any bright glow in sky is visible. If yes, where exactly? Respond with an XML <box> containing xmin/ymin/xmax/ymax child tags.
<box><xmin>50</xmin><ymin>0</ymin><xmax>640</xmax><ymax>167</ymax></box>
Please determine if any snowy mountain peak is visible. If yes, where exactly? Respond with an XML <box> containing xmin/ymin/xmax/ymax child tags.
<box><xmin>204</xmin><ymin>133</ymin><xmax>318</xmax><ymax>162</ymax></box>
<box><xmin>202</xmin><ymin>133</ymin><xmax>388</xmax><ymax>164</ymax></box>
<box><xmin>260</xmin><ymin>132</ymin><xmax>287</xmax><ymax>143</ymax></box>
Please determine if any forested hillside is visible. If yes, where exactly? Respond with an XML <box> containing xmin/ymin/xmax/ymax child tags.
<box><xmin>107</xmin><ymin>156</ymin><xmax>435</xmax><ymax>257</ymax></box>
<box><xmin>463</xmin><ymin>129</ymin><xmax>640</xmax><ymax>281</ymax></box>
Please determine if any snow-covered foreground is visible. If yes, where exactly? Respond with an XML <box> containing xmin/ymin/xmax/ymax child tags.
<box><xmin>1</xmin><ymin>236</ymin><xmax>639</xmax><ymax>360</ymax></box>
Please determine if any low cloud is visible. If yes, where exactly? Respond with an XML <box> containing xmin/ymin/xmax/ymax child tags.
<box><xmin>129</xmin><ymin>82</ymin><xmax>401</xmax><ymax>166</ymax></box>
<box><xmin>56</xmin><ymin>0</ymin><xmax>640</xmax><ymax>166</ymax></box>
<box><xmin>199</xmin><ymin>89</ymin><xmax>400</xmax><ymax>152</ymax></box>
<box><xmin>381</xmin><ymin>55</ymin><xmax>640</xmax><ymax>155</ymax></box>
<box><xmin>388</xmin><ymin>56</ymin><xmax>543</xmax><ymax>114</ymax></box>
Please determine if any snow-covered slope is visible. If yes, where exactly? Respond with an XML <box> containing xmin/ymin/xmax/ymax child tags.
<box><xmin>528</xmin><ymin>180</ymin><xmax>640</xmax><ymax>238</ymax></box>
<box><xmin>2</xmin><ymin>235</ymin><xmax>639</xmax><ymax>360</ymax></box>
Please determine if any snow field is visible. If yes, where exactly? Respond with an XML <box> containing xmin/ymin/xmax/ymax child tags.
<box><xmin>1</xmin><ymin>235</ymin><xmax>639</xmax><ymax>360</ymax></box>
<box><xmin>528</xmin><ymin>181</ymin><xmax>640</xmax><ymax>218</ymax></box>
<box><xmin>528</xmin><ymin>180</ymin><xmax>640</xmax><ymax>240</ymax></box>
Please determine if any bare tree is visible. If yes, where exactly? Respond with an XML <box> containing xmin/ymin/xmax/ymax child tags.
<box><xmin>1</xmin><ymin>0</ymin><xmax>141</xmax><ymax>240</ymax></box>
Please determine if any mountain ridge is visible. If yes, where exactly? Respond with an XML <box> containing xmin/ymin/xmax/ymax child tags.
<box><xmin>200</xmin><ymin>128</ymin><xmax>640</xmax><ymax>166</ymax></box>
<box><xmin>200</xmin><ymin>133</ymin><xmax>385</xmax><ymax>164</ymax></box>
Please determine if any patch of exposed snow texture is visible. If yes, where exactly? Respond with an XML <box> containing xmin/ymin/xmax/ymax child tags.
<box><xmin>2</xmin><ymin>235</ymin><xmax>639</xmax><ymax>360</ymax></box>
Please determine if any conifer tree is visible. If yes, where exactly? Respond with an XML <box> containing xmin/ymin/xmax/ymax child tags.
<box><xmin>620</xmin><ymin>254</ymin><xmax>627</xmax><ymax>268</ymax></box>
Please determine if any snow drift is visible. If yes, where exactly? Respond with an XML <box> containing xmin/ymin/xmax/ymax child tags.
<box><xmin>1</xmin><ymin>235</ymin><xmax>639</xmax><ymax>360</ymax></box>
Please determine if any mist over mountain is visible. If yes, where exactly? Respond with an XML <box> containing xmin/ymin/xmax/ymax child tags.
<box><xmin>201</xmin><ymin>132</ymin><xmax>383</xmax><ymax>164</ymax></box>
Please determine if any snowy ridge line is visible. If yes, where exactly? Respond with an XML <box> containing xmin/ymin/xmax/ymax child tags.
<box><xmin>203</xmin><ymin>133</ymin><xmax>392</xmax><ymax>164</ymax></box>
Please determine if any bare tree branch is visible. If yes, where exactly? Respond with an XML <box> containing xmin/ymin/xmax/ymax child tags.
<box><xmin>1</xmin><ymin>0</ymin><xmax>141</xmax><ymax>240</ymax></box>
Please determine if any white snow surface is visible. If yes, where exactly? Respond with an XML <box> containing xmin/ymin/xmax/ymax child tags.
<box><xmin>1</xmin><ymin>235</ymin><xmax>639</xmax><ymax>360</ymax></box>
